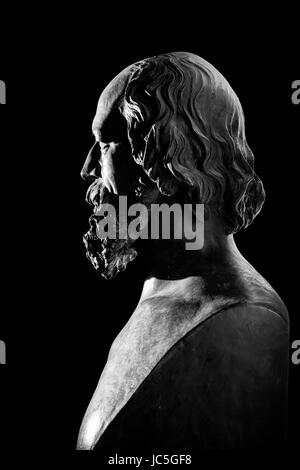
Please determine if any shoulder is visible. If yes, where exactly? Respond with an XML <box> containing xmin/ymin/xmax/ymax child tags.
<box><xmin>190</xmin><ymin>302</ymin><xmax>290</xmax><ymax>379</ymax></box>
<box><xmin>181</xmin><ymin>302</ymin><xmax>289</xmax><ymax>419</ymax></box>
<box><xmin>170</xmin><ymin>302</ymin><xmax>290</xmax><ymax>449</ymax></box>
<box><xmin>205</xmin><ymin>302</ymin><xmax>289</xmax><ymax>346</ymax></box>
<box><xmin>236</xmin><ymin>260</ymin><xmax>289</xmax><ymax>324</ymax></box>
<box><xmin>213</xmin><ymin>302</ymin><xmax>289</xmax><ymax>333</ymax></box>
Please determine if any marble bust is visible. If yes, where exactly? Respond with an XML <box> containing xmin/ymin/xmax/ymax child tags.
<box><xmin>77</xmin><ymin>52</ymin><xmax>289</xmax><ymax>450</ymax></box>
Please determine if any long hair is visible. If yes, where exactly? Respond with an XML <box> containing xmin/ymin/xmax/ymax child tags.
<box><xmin>121</xmin><ymin>51</ymin><xmax>265</xmax><ymax>234</ymax></box>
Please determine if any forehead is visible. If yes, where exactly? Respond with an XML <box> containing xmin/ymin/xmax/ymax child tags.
<box><xmin>92</xmin><ymin>65</ymin><xmax>133</xmax><ymax>134</ymax></box>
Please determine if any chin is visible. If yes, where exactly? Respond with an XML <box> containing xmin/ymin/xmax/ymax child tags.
<box><xmin>83</xmin><ymin>229</ymin><xmax>138</xmax><ymax>280</ymax></box>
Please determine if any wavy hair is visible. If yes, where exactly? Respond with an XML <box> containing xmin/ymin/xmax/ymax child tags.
<box><xmin>120</xmin><ymin>52</ymin><xmax>265</xmax><ymax>235</ymax></box>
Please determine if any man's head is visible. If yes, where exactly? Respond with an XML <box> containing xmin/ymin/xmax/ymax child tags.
<box><xmin>81</xmin><ymin>52</ymin><xmax>265</xmax><ymax>279</ymax></box>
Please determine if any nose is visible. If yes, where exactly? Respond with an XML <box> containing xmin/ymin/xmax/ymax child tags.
<box><xmin>80</xmin><ymin>142</ymin><xmax>101</xmax><ymax>180</ymax></box>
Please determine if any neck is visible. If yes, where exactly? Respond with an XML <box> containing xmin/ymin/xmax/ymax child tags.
<box><xmin>139</xmin><ymin>233</ymin><xmax>247</xmax><ymax>303</ymax></box>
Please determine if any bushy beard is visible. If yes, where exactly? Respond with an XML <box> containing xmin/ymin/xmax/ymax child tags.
<box><xmin>83</xmin><ymin>179</ymin><xmax>138</xmax><ymax>280</ymax></box>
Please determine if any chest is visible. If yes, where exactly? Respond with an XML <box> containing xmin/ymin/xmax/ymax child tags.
<box><xmin>81</xmin><ymin>295</ymin><xmax>239</xmax><ymax>449</ymax></box>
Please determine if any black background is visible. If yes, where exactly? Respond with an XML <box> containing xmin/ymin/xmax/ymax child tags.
<box><xmin>0</xmin><ymin>10</ymin><xmax>299</xmax><ymax>462</ymax></box>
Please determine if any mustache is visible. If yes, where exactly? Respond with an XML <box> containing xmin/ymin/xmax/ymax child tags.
<box><xmin>86</xmin><ymin>178</ymin><xmax>110</xmax><ymax>208</ymax></box>
<box><xmin>86</xmin><ymin>178</ymin><xmax>140</xmax><ymax>213</ymax></box>
<box><xmin>86</xmin><ymin>174</ymin><xmax>154</xmax><ymax>209</ymax></box>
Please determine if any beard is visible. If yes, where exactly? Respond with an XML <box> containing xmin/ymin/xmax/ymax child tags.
<box><xmin>83</xmin><ymin>179</ymin><xmax>139</xmax><ymax>280</ymax></box>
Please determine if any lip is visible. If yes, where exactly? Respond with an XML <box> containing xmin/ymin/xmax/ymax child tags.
<box><xmin>83</xmin><ymin>229</ymin><xmax>102</xmax><ymax>248</ymax></box>
<box><xmin>88</xmin><ymin>215</ymin><xmax>102</xmax><ymax>231</ymax></box>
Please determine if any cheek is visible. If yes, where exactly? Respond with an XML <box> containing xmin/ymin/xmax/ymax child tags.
<box><xmin>113</xmin><ymin>151</ymin><xmax>136</xmax><ymax>179</ymax></box>
<box><xmin>102</xmin><ymin>147</ymin><xmax>139</xmax><ymax>194</ymax></box>
<box><xmin>99</xmin><ymin>155</ymin><xmax>116</xmax><ymax>193</ymax></box>
<box><xmin>101</xmin><ymin>155</ymin><xmax>115</xmax><ymax>176</ymax></box>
